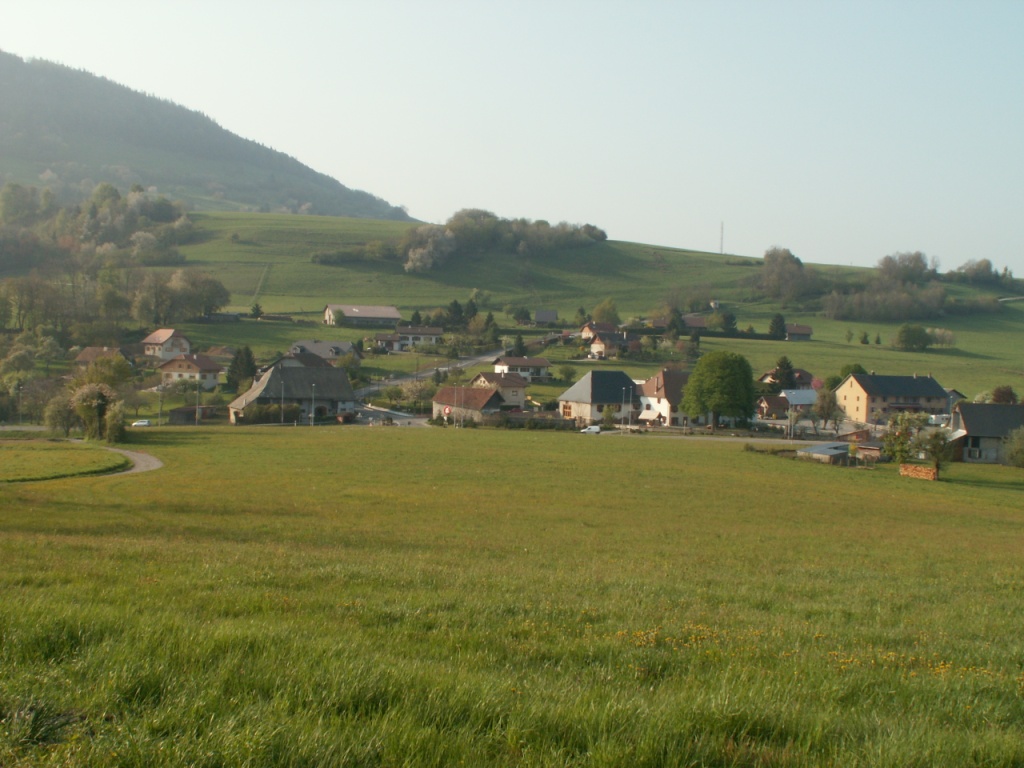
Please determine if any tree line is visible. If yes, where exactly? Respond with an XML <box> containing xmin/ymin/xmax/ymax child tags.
<box><xmin>400</xmin><ymin>209</ymin><xmax>607</xmax><ymax>273</ymax></box>
<box><xmin>0</xmin><ymin>182</ymin><xmax>230</xmax><ymax>341</ymax></box>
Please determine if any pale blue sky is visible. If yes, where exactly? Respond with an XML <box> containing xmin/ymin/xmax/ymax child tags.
<box><xmin>3</xmin><ymin>1</ymin><xmax>1023</xmax><ymax>274</ymax></box>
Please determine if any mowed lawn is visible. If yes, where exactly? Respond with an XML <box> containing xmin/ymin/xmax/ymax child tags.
<box><xmin>2</xmin><ymin>427</ymin><xmax>1023</xmax><ymax>766</ymax></box>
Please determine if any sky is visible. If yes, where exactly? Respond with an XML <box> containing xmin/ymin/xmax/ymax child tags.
<box><xmin>2</xmin><ymin>1</ymin><xmax>1023</xmax><ymax>274</ymax></box>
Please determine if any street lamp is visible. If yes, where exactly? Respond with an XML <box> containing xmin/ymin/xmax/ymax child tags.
<box><xmin>622</xmin><ymin>387</ymin><xmax>627</xmax><ymax>429</ymax></box>
<box><xmin>310</xmin><ymin>382</ymin><xmax>316</xmax><ymax>426</ymax></box>
<box><xmin>280</xmin><ymin>369</ymin><xmax>285</xmax><ymax>424</ymax></box>
<box><xmin>18</xmin><ymin>383</ymin><xmax>23</xmax><ymax>426</ymax></box>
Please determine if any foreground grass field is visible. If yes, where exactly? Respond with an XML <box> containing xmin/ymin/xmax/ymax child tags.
<box><xmin>2</xmin><ymin>427</ymin><xmax>1023</xmax><ymax>766</ymax></box>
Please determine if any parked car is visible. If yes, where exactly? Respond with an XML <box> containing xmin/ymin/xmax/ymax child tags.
<box><xmin>131</xmin><ymin>419</ymin><xmax>152</xmax><ymax>427</ymax></box>
<box><xmin>580</xmin><ymin>425</ymin><xmax>601</xmax><ymax>434</ymax></box>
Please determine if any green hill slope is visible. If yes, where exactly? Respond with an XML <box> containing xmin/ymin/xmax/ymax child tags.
<box><xmin>174</xmin><ymin>212</ymin><xmax>1023</xmax><ymax>399</ymax></box>
<box><xmin>0</xmin><ymin>51</ymin><xmax>412</xmax><ymax>221</ymax></box>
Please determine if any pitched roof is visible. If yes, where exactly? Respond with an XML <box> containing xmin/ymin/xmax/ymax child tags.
<box><xmin>324</xmin><ymin>304</ymin><xmax>401</xmax><ymax>320</ymax></box>
<box><xmin>534</xmin><ymin>309</ymin><xmax>558</xmax><ymax>324</ymax></box>
<box><xmin>581</xmin><ymin>321</ymin><xmax>617</xmax><ymax>333</ymax></box>
<box><xmin>954</xmin><ymin>403</ymin><xmax>1024</xmax><ymax>439</ymax></box>
<box><xmin>844</xmin><ymin>373</ymin><xmax>947</xmax><ymax>398</ymax></box>
<box><xmin>142</xmin><ymin>328</ymin><xmax>188</xmax><ymax>344</ymax></box>
<box><xmin>558</xmin><ymin>370</ymin><xmax>636</xmax><ymax>405</ymax></box>
<box><xmin>494</xmin><ymin>356</ymin><xmax>552</xmax><ymax>367</ymax></box>
<box><xmin>290</xmin><ymin>339</ymin><xmax>358</xmax><ymax>358</ymax></box>
<box><xmin>264</xmin><ymin>352</ymin><xmax>335</xmax><ymax>370</ymax></box>
<box><xmin>782</xmin><ymin>388</ymin><xmax>818</xmax><ymax>407</ymax></box>
<box><xmin>470</xmin><ymin>371</ymin><xmax>529</xmax><ymax>389</ymax></box>
<box><xmin>229</xmin><ymin>365</ymin><xmax>356</xmax><ymax>410</ymax></box>
<box><xmin>786</xmin><ymin>323</ymin><xmax>814</xmax><ymax>335</ymax></box>
<box><xmin>157</xmin><ymin>354</ymin><xmax>222</xmax><ymax>373</ymax></box>
<box><xmin>639</xmin><ymin>368</ymin><xmax>689</xmax><ymax>403</ymax></box>
<box><xmin>432</xmin><ymin>386</ymin><xmax>505</xmax><ymax>410</ymax></box>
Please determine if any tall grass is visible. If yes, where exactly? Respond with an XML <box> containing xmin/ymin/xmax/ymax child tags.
<box><xmin>2</xmin><ymin>429</ymin><xmax>1023</xmax><ymax>765</ymax></box>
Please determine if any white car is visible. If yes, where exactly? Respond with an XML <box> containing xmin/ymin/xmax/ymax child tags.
<box><xmin>580</xmin><ymin>425</ymin><xmax>601</xmax><ymax>434</ymax></box>
<box><xmin>131</xmin><ymin>420</ymin><xmax>152</xmax><ymax>427</ymax></box>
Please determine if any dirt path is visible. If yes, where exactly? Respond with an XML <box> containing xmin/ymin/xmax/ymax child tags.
<box><xmin>101</xmin><ymin>447</ymin><xmax>164</xmax><ymax>474</ymax></box>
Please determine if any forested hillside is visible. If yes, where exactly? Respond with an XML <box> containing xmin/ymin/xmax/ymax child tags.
<box><xmin>0</xmin><ymin>51</ymin><xmax>412</xmax><ymax>221</ymax></box>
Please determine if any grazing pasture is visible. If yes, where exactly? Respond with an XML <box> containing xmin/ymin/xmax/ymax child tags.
<box><xmin>1</xmin><ymin>427</ymin><xmax>1023</xmax><ymax>766</ymax></box>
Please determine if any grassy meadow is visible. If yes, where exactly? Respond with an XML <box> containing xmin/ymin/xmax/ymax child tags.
<box><xmin>0</xmin><ymin>441</ymin><xmax>129</xmax><ymax>483</ymax></box>
<box><xmin>2</xmin><ymin>427</ymin><xmax>1023</xmax><ymax>766</ymax></box>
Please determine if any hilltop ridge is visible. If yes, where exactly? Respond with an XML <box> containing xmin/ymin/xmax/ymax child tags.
<box><xmin>0</xmin><ymin>50</ymin><xmax>413</xmax><ymax>221</ymax></box>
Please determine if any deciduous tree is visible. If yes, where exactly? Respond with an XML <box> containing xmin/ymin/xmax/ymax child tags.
<box><xmin>682</xmin><ymin>350</ymin><xmax>755</xmax><ymax>433</ymax></box>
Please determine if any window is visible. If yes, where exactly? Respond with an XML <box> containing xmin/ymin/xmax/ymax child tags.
<box><xmin>561</xmin><ymin>403</ymin><xmax>572</xmax><ymax>418</ymax></box>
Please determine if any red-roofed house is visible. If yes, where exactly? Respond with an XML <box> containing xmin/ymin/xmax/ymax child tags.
<box><xmin>469</xmin><ymin>371</ymin><xmax>528</xmax><ymax>409</ymax></box>
<box><xmin>432</xmin><ymin>386</ymin><xmax>505</xmax><ymax>423</ymax></box>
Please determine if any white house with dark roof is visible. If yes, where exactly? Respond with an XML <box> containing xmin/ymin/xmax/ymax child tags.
<box><xmin>493</xmin><ymin>356</ymin><xmax>552</xmax><ymax>382</ymax></box>
<box><xmin>375</xmin><ymin>326</ymin><xmax>445</xmax><ymax>351</ymax></box>
<box><xmin>637</xmin><ymin>368</ymin><xmax>689</xmax><ymax>426</ymax></box>
<box><xmin>557</xmin><ymin>370</ymin><xmax>637</xmax><ymax>426</ymax></box>
<box><xmin>142</xmin><ymin>328</ymin><xmax>191</xmax><ymax>360</ymax></box>
<box><xmin>158</xmin><ymin>354</ymin><xmax>222</xmax><ymax>390</ymax></box>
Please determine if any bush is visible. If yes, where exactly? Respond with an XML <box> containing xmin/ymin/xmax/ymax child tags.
<box><xmin>1004</xmin><ymin>427</ymin><xmax>1024</xmax><ymax>469</ymax></box>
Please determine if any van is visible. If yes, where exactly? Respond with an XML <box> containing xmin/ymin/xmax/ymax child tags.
<box><xmin>580</xmin><ymin>425</ymin><xmax>601</xmax><ymax>434</ymax></box>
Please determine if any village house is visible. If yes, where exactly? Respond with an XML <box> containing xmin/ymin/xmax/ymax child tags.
<box><xmin>781</xmin><ymin>388</ymin><xmax>817</xmax><ymax>412</ymax></box>
<box><xmin>493</xmin><ymin>356</ymin><xmax>552</xmax><ymax>382</ymax></box>
<box><xmin>534</xmin><ymin>309</ymin><xmax>559</xmax><ymax>325</ymax></box>
<box><xmin>432</xmin><ymin>386</ymin><xmax>505</xmax><ymax>424</ymax></box>
<box><xmin>374</xmin><ymin>326</ymin><xmax>445</xmax><ymax>352</ymax></box>
<box><xmin>636</xmin><ymin>368</ymin><xmax>689</xmax><ymax>426</ymax></box>
<box><xmin>579</xmin><ymin>321</ymin><xmax>618</xmax><ymax>341</ymax></box>
<box><xmin>834</xmin><ymin>372</ymin><xmax>947</xmax><ymax>425</ymax></box>
<box><xmin>588</xmin><ymin>331</ymin><xmax>642</xmax><ymax>360</ymax></box>
<box><xmin>158</xmin><ymin>354</ymin><xmax>223</xmax><ymax>390</ymax></box>
<box><xmin>142</xmin><ymin>328</ymin><xmax>191</xmax><ymax>360</ymax></box>
<box><xmin>758</xmin><ymin>367</ymin><xmax>814</xmax><ymax>390</ymax></box>
<box><xmin>785</xmin><ymin>323</ymin><xmax>813</xmax><ymax>341</ymax></box>
<box><xmin>756</xmin><ymin>394</ymin><xmax>789</xmax><ymax>420</ymax></box>
<box><xmin>468</xmin><ymin>371</ymin><xmax>528</xmax><ymax>410</ymax></box>
<box><xmin>557</xmin><ymin>370</ymin><xmax>637</xmax><ymax>426</ymax></box>
<box><xmin>948</xmin><ymin>402</ymin><xmax>1024</xmax><ymax>463</ymax></box>
<box><xmin>228</xmin><ymin>365</ymin><xmax>358</xmax><ymax>425</ymax></box>
<box><xmin>323</xmin><ymin>304</ymin><xmax>402</xmax><ymax>327</ymax></box>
